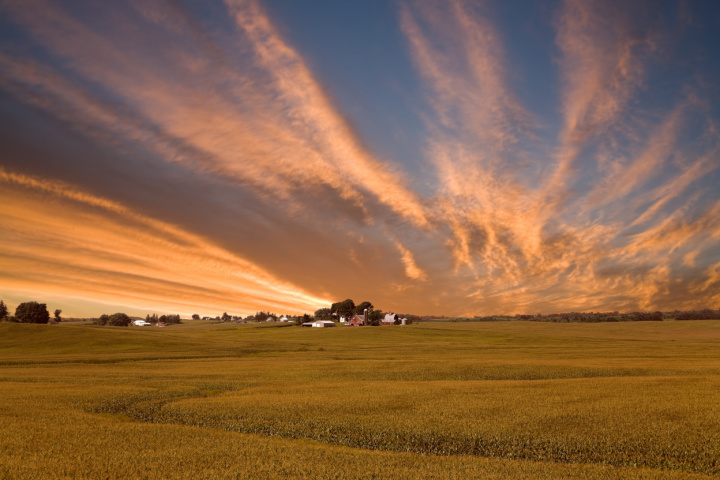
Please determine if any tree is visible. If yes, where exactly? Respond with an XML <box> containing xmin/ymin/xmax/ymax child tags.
<box><xmin>164</xmin><ymin>314</ymin><xmax>182</xmax><ymax>325</ymax></box>
<box><xmin>15</xmin><ymin>302</ymin><xmax>50</xmax><ymax>324</ymax></box>
<box><xmin>331</xmin><ymin>299</ymin><xmax>356</xmax><ymax>321</ymax></box>
<box><xmin>368</xmin><ymin>309</ymin><xmax>384</xmax><ymax>326</ymax></box>
<box><xmin>192</xmin><ymin>314</ymin><xmax>200</xmax><ymax>320</ymax></box>
<box><xmin>222</xmin><ymin>312</ymin><xmax>230</xmax><ymax>322</ymax></box>
<box><xmin>0</xmin><ymin>300</ymin><xmax>7</xmax><ymax>321</ymax></box>
<box><xmin>54</xmin><ymin>309</ymin><xmax>62</xmax><ymax>323</ymax></box>
<box><xmin>106</xmin><ymin>313</ymin><xmax>131</xmax><ymax>327</ymax></box>
<box><xmin>314</xmin><ymin>308</ymin><xmax>332</xmax><ymax>320</ymax></box>
<box><xmin>354</xmin><ymin>301</ymin><xmax>373</xmax><ymax>315</ymax></box>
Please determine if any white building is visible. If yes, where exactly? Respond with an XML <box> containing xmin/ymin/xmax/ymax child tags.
<box><xmin>383</xmin><ymin>313</ymin><xmax>397</xmax><ymax>325</ymax></box>
<box><xmin>301</xmin><ymin>320</ymin><xmax>336</xmax><ymax>328</ymax></box>
<box><xmin>313</xmin><ymin>320</ymin><xmax>335</xmax><ymax>328</ymax></box>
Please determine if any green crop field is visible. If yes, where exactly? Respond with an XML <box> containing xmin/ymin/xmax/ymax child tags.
<box><xmin>1</xmin><ymin>320</ymin><xmax>720</xmax><ymax>479</ymax></box>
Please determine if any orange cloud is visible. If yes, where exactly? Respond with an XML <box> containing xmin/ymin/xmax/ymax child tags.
<box><xmin>0</xmin><ymin>168</ymin><xmax>330</xmax><ymax>316</ymax></box>
<box><xmin>394</xmin><ymin>241</ymin><xmax>427</xmax><ymax>281</ymax></box>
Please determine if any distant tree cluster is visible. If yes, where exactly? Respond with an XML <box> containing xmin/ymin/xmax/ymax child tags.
<box><xmin>0</xmin><ymin>300</ymin><xmax>68</xmax><ymax>324</ymax></box>
<box><xmin>463</xmin><ymin>309</ymin><xmax>720</xmax><ymax>323</ymax></box>
<box><xmin>95</xmin><ymin>313</ymin><xmax>132</xmax><ymax>327</ymax></box>
<box><xmin>248</xmin><ymin>311</ymin><xmax>277</xmax><ymax>322</ymax></box>
<box><xmin>189</xmin><ymin>311</ymin><xmax>285</xmax><ymax>322</ymax></box>
<box><xmin>294</xmin><ymin>313</ymin><xmax>313</xmax><ymax>325</ymax></box>
<box><xmin>537</xmin><ymin>311</ymin><xmax>663</xmax><ymax>322</ymax></box>
<box><xmin>466</xmin><ymin>311</ymin><xmax>665</xmax><ymax>323</ymax></box>
<box><xmin>0</xmin><ymin>301</ymin><xmax>53</xmax><ymax>324</ymax></box>
<box><xmin>145</xmin><ymin>313</ymin><xmax>182</xmax><ymax>325</ymax></box>
<box><xmin>673</xmin><ymin>309</ymin><xmax>720</xmax><ymax>320</ymax></box>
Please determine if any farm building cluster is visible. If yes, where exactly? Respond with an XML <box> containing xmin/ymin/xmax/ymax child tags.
<box><xmin>302</xmin><ymin>311</ymin><xmax>408</xmax><ymax>327</ymax></box>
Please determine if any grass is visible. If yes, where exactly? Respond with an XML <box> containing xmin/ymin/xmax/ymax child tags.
<box><xmin>1</xmin><ymin>320</ymin><xmax>720</xmax><ymax>478</ymax></box>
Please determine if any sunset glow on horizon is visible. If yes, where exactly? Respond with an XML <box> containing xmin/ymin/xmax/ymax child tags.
<box><xmin>1</xmin><ymin>0</ymin><xmax>719</xmax><ymax>317</ymax></box>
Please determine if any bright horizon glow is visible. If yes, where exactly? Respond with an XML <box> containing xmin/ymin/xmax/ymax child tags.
<box><xmin>1</xmin><ymin>0</ymin><xmax>719</xmax><ymax>317</ymax></box>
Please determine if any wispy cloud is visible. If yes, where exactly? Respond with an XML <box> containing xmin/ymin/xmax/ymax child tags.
<box><xmin>401</xmin><ymin>0</ymin><xmax>544</xmax><ymax>280</ymax></box>
<box><xmin>582</xmin><ymin>101</ymin><xmax>687</xmax><ymax>211</ymax></box>
<box><xmin>547</xmin><ymin>0</ymin><xmax>657</xmax><ymax>199</ymax></box>
<box><xmin>394</xmin><ymin>241</ymin><xmax>427</xmax><ymax>281</ymax></box>
<box><xmin>631</xmin><ymin>144</ymin><xmax>720</xmax><ymax>227</ymax></box>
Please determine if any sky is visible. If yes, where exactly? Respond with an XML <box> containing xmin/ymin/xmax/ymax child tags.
<box><xmin>1</xmin><ymin>0</ymin><xmax>719</xmax><ymax>318</ymax></box>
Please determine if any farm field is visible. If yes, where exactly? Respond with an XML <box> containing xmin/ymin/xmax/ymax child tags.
<box><xmin>1</xmin><ymin>320</ymin><xmax>720</xmax><ymax>479</ymax></box>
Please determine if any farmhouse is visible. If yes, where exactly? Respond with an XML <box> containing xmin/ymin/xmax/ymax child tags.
<box><xmin>133</xmin><ymin>320</ymin><xmax>151</xmax><ymax>326</ymax></box>
<box><xmin>348</xmin><ymin>314</ymin><xmax>365</xmax><ymax>326</ymax></box>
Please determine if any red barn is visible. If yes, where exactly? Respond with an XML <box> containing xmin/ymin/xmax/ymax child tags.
<box><xmin>348</xmin><ymin>314</ymin><xmax>365</xmax><ymax>326</ymax></box>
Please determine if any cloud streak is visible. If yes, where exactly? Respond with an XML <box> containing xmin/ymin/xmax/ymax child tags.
<box><xmin>0</xmin><ymin>167</ymin><xmax>330</xmax><ymax>315</ymax></box>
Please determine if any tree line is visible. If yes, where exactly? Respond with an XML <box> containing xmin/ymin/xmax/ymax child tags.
<box><xmin>462</xmin><ymin>309</ymin><xmax>720</xmax><ymax>323</ymax></box>
<box><xmin>145</xmin><ymin>313</ymin><xmax>182</xmax><ymax>325</ymax></box>
<box><xmin>4</xmin><ymin>296</ymin><xmax>717</xmax><ymax>327</ymax></box>
<box><xmin>0</xmin><ymin>300</ymin><xmax>61</xmax><ymax>324</ymax></box>
<box><xmin>0</xmin><ymin>299</ymin><xmax>185</xmax><ymax>327</ymax></box>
